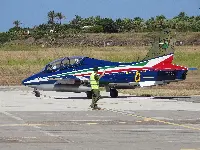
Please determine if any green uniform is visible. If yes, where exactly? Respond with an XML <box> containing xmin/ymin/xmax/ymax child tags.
<box><xmin>90</xmin><ymin>72</ymin><xmax>100</xmax><ymax>108</ymax></box>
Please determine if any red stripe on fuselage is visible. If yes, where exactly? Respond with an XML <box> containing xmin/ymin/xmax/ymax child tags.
<box><xmin>74</xmin><ymin>67</ymin><xmax>153</xmax><ymax>76</ymax></box>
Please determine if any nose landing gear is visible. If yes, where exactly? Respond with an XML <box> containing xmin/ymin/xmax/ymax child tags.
<box><xmin>34</xmin><ymin>88</ymin><xmax>40</xmax><ymax>97</ymax></box>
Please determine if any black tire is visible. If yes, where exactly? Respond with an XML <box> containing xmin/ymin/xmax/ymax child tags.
<box><xmin>86</xmin><ymin>91</ymin><xmax>92</xmax><ymax>99</ymax></box>
<box><xmin>35</xmin><ymin>91</ymin><xmax>40</xmax><ymax>97</ymax></box>
<box><xmin>110</xmin><ymin>89</ymin><xmax>118</xmax><ymax>98</ymax></box>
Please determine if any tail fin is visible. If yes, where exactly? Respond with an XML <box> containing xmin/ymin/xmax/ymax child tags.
<box><xmin>143</xmin><ymin>28</ymin><xmax>176</xmax><ymax>61</ymax></box>
<box><xmin>145</xmin><ymin>53</ymin><xmax>174</xmax><ymax>68</ymax></box>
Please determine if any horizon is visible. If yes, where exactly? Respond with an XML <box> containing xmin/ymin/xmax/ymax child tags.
<box><xmin>1</xmin><ymin>0</ymin><xmax>200</xmax><ymax>32</ymax></box>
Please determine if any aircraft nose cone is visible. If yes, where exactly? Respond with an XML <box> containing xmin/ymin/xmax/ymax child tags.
<box><xmin>22</xmin><ymin>78</ymin><xmax>28</xmax><ymax>86</ymax></box>
<box><xmin>21</xmin><ymin>74</ymin><xmax>40</xmax><ymax>89</ymax></box>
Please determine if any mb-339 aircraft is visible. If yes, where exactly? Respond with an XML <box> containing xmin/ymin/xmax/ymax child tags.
<box><xmin>22</xmin><ymin>29</ymin><xmax>193</xmax><ymax>98</ymax></box>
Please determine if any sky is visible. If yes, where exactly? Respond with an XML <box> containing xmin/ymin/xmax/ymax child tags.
<box><xmin>1</xmin><ymin>0</ymin><xmax>200</xmax><ymax>32</ymax></box>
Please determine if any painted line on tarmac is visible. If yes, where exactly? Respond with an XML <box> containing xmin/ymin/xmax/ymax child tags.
<box><xmin>0</xmin><ymin>111</ymin><xmax>72</xmax><ymax>142</ymax></box>
<box><xmin>86</xmin><ymin>123</ymin><xmax>99</xmax><ymax>125</ymax></box>
<box><xmin>1</xmin><ymin>111</ymin><xmax>23</xmax><ymax>121</ymax></box>
<box><xmin>114</xmin><ymin>128</ymin><xmax>191</xmax><ymax>131</ymax></box>
<box><xmin>65</xmin><ymin>120</ymin><xmax>112</xmax><ymax>122</ymax></box>
<box><xmin>181</xmin><ymin>149</ymin><xmax>200</xmax><ymax>150</ymax></box>
<box><xmin>119</xmin><ymin>122</ymin><xmax>126</xmax><ymax>124</ymax></box>
<box><xmin>102</xmin><ymin>108</ymin><xmax>200</xmax><ymax>131</ymax></box>
<box><xmin>0</xmin><ymin>124</ymin><xmax>49</xmax><ymax>127</ymax></box>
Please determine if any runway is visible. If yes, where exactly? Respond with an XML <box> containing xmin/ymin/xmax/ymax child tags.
<box><xmin>0</xmin><ymin>86</ymin><xmax>200</xmax><ymax>150</ymax></box>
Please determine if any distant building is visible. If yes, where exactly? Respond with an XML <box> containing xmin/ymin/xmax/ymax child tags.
<box><xmin>82</xmin><ymin>26</ymin><xmax>93</xmax><ymax>29</ymax></box>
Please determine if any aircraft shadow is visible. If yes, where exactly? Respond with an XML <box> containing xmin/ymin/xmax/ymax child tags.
<box><xmin>54</xmin><ymin>95</ymin><xmax>191</xmax><ymax>100</ymax></box>
<box><xmin>54</xmin><ymin>95</ymin><xmax>152</xmax><ymax>100</ymax></box>
<box><xmin>153</xmin><ymin>96</ymin><xmax>191</xmax><ymax>99</ymax></box>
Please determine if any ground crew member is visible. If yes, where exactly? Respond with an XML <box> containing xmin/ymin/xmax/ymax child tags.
<box><xmin>90</xmin><ymin>67</ymin><xmax>105</xmax><ymax>109</ymax></box>
<box><xmin>162</xmin><ymin>38</ymin><xmax>169</xmax><ymax>50</ymax></box>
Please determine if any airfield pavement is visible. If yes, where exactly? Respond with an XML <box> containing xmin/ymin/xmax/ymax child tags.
<box><xmin>0</xmin><ymin>86</ymin><xmax>200</xmax><ymax>150</ymax></box>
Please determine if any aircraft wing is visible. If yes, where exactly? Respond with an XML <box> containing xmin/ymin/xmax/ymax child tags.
<box><xmin>52</xmin><ymin>76</ymin><xmax>91</xmax><ymax>93</ymax></box>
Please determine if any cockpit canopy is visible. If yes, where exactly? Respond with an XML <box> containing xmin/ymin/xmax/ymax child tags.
<box><xmin>41</xmin><ymin>56</ymin><xmax>84</xmax><ymax>73</ymax></box>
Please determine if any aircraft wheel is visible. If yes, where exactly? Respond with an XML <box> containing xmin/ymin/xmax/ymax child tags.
<box><xmin>110</xmin><ymin>89</ymin><xmax>118</xmax><ymax>98</ymax></box>
<box><xmin>34</xmin><ymin>91</ymin><xmax>40</xmax><ymax>97</ymax></box>
<box><xmin>86</xmin><ymin>91</ymin><xmax>92</xmax><ymax>99</ymax></box>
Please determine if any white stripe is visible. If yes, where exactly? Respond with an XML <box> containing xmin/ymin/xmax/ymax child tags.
<box><xmin>1</xmin><ymin>111</ymin><xmax>23</xmax><ymax>121</ymax></box>
<box><xmin>63</xmin><ymin>120</ymin><xmax>112</xmax><ymax>122</ymax></box>
<box><xmin>0</xmin><ymin>111</ymin><xmax>64</xmax><ymax>138</ymax></box>
<box><xmin>114</xmin><ymin>128</ymin><xmax>190</xmax><ymax>131</ymax></box>
<box><xmin>29</xmin><ymin>55</ymin><xmax>173</xmax><ymax>82</ymax></box>
<box><xmin>146</xmin><ymin>54</ymin><xmax>173</xmax><ymax>67</ymax></box>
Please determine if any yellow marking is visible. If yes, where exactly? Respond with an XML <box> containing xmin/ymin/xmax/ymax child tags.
<box><xmin>135</xmin><ymin>115</ymin><xmax>143</xmax><ymax>118</ymax></box>
<box><xmin>181</xmin><ymin>149</ymin><xmax>198</xmax><ymax>150</ymax></box>
<box><xmin>144</xmin><ymin>118</ymin><xmax>152</xmax><ymax>121</ymax></box>
<box><xmin>135</xmin><ymin>71</ymin><xmax>141</xmax><ymax>82</ymax></box>
<box><xmin>103</xmin><ymin>108</ymin><xmax>200</xmax><ymax>131</ymax></box>
<box><xmin>86</xmin><ymin>123</ymin><xmax>98</xmax><ymax>125</ymax></box>
<box><xmin>136</xmin><ymin>121</ymin><xmax>142</xmax><ymax>123</ymax></box>
<box><xmin>0</xmin><ymin>124</ymin><xmax>49</xmax><ymax>127</ymax></box>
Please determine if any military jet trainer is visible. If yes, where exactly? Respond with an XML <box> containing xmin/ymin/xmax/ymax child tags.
<box><xmin>22</xmin><ymin>29</ymin><xmax>193</xmax><ymax>98</ymax></box>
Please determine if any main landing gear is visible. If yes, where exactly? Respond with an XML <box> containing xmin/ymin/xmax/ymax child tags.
<box><xmin>86</xmin><ymin>88</ymin><xmax>118</xmax><ymax>99</ymax></box>
<box><xmin>110</xmin><ymin>89</ymin><xmax>118</xmax><ymax>98</ymax></box>
<box><xmin>34</xmin><ymin>88</ymin><xmax>40</xmax><ymax>97</ymax></box>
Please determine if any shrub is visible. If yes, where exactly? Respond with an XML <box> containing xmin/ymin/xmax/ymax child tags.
<box><xmin>0</xmin><ymin>32</ymin><xmax>10</xmax><ymax>44</ymax></box>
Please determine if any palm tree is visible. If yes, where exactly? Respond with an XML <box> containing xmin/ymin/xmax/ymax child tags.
<box><xmin>56</xmin><ymin>12</ymin><xmax>66</xmax><ymax>24</ymax></box>
<box><xmin>178</xmin><ymin>12</ymin><xmax>186</xmax><ymax>20</ymax></box>
<box><xmin>174</xmin><ymin>12</ymin><xmax>189</xmax><ymax>21</ymax></box>
<box><xmin>13</xmin><ymin>20</ymin><xmax>21</xmax><ymax>28</ymax></box>
<box><xmin>48</xmin><ymin>10</ymin><xmax>56</xmax><ymax>24</ymax></box>
<box><xmin>70</xmin><ymin>15</ymin><xmax>82</xmax><ymax>26</ymax></box>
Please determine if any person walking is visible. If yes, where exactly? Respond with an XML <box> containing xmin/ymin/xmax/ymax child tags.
<box><xmin>90</xmin><ymin>67</ymin><xmax>105</xmax><ymax>110</ymax></box>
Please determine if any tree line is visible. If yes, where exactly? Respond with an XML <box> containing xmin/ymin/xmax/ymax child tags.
<box><xmin>1</xmin><ymin>11</ymin><xmax>200</xmax><ymax>44</ymax></box>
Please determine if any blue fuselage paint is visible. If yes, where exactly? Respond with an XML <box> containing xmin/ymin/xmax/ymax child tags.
<box><xmin>22</xmin><ymin>56</ymin><xmax>188</xmax><ymax>90</ymax></box>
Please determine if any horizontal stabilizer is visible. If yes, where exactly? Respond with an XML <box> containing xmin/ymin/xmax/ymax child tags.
<box><xmin>188</xmin><ymin>68</ymin><xmax>198</xmax><ymax>71</ymax></box>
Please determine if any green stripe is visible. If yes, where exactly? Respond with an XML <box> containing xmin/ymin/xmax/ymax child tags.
<box><xmin>47</xmin><ymin>62</ymin><xmax>148</xmax><ymax>78</ymax></box>
<box><xmin>132</xmin><ymin>61</ymin><xmax>148</xmax><ymax>66</ymax></box>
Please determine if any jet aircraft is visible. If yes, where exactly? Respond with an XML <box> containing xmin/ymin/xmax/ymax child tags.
<box><xmin>22</xmin><ymin>29</ymin><xmax>193</xmax><ymax>98</ymax></box>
